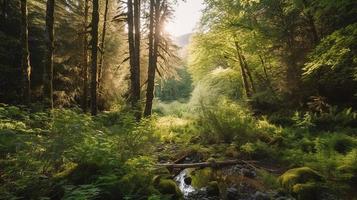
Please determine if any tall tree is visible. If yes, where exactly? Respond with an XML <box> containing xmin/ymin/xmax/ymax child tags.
<box><xmin>127</xmin><ymin>0</ymin><xmax>141</xmax><ymax>119</ymax></box>
<box><xmin>144</xmin><ymin>0</ymin><xmax>160</xmax><ymax>116</ymax></box>
<box><xmin>1</xmin><ymin>0</ymin><xmax>7</xmax><ymax>28</ymax></box>
<box><xmin>20</xmin><ymin>0</ymin><xmax>31</xmax><ymax>105</ymax></box>
<box><xmin>98</xmin><ymin>0</ymin><xmax>109</xmax><ymax>94</ymax></box>
<box><xmin>43</xmin><ymin>0</ymin><xmax>55</xmax><ymax>109</ymax></box>
<box><xmin>82</xmin><ymin>0</ymin><xmax>89</xmax><ymax>112</ymax></box>
<box><xmin>90</xmin><ymin>0</ymin><xmax>99</xmax><ymax>115</ymax></box>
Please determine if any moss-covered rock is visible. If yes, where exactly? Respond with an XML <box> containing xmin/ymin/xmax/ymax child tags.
<box><xmin>53</xmin><ymin>162</ymin><xmax>100</xmax><ymax>185</ymax></box>
<box><xmin>156</xmin><ymin>179</ymin><xmax>182</xmax><ymax>199</ymax></box>
<box><xmin>225</xmin><ymin>145</ymin><xmax>239</xmax><ymax>158</ymax></box>
<box><xmin>206</xmin><ymin>181</ymin><xmax>220</xmax><ymax>196</ymax></box>
<box><xmin>279</xmin><ymin>167</ymin><xmax>323</xmax><ymax>200</ymax></box>
<box><xmin>279</xmin><ymin>167</ymin><xmax>322</xmax><ymax>189</ymax></box>
<box><xmin>292</xmin><ymin>182</ymin><xmax>321</xmax><ymax>200</ymax></box>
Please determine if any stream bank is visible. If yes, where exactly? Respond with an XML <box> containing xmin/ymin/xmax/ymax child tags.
<box><xmin>172</xmin><ymin>161</ymin><xmax>294</xmax><ymax>200</ymax></box>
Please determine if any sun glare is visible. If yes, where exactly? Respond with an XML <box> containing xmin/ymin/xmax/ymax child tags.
<box><xmin>164</xmin><ymin>0</ymin><xmax>205</xmax><ymax>37</ymax></box>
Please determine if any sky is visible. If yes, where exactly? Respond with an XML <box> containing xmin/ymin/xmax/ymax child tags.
<box><xmin>164</xmin><ymin>0</ymin><xmax>205</xmax><ymax>37</ymax></box>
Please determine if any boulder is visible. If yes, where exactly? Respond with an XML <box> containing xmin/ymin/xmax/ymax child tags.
<box><xmin>278</xmin><ymin>167</ymin><xmax>324</xmax><ymax>200</ymax></box>
<box><xmin>156</xmin><ymin>179</ymin><xmax>183</xmax><ymax>199</ymax></box>
<box><xmin>206</xmin><ymin>181</ymin><xmax>220</xmax><ymax>196</ymax></box>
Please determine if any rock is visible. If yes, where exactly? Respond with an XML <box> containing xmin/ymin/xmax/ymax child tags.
<box><xmin>156</xmin><ymin>179</ymin><xmax>183</xmax><ymax>199</ymax></box>
<box><xmin>278</xmin><ymin>167</ymin><xmax>323</xmax><ymax>190</ymax></box>
<box><xmin>275</xmin><ymin>197</ymin><xmax>295</xmax><ymax>200</ymax></box>
<box><xmin>184</xmin><ymin>176</ymin><xmax>192</xmax><ymax>185</ymax></box>
<box><xmin>206</xmin><ymin>181</ymin><xmax>220</xmax><ymax>196</ymax></box>
<box><xmin>292</xmin><ymin>182</ymin><xmax>321</xmax><ymax>200</ymax></box>
<box><xmin>241</xmin><ymin>168</ymin><xmax>257</xmax><ymax>178</ymax></box>
<box><xmin>226</xmin><ymin>187</ymin><xmax>239</xmax><ymax>200</ymax></box>
<box><xmin>252</xmin><ymin>191</ymin><xmax>270</xmax><ymax>200</ymax></box>
<box><xmin>278</xmin><ymin>167</ymin><xmax>323</xmax><ymax>200</ymax></box>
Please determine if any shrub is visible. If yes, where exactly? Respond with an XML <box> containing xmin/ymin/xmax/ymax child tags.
<box><xmin>197</xmin><ymin>98</ymin><xmax>256</xmax><ymax>144</ymax></box>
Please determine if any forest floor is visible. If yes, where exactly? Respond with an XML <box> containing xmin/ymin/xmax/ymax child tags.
<box><xmin>1</xmin><ymin>103</ymin><xmax>356</xmax><ymax>200</ymax></box>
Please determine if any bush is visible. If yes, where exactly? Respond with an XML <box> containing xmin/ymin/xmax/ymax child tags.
<box><xmin>197</xmin><ymin>98</ymin><xmax>257</xmax><ymax>144</ymax></box>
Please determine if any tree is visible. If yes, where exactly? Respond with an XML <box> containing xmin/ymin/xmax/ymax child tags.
<box><xmin>144</xmin><ymin>0</ymin><xmax>159</xmax><ymax>116</ymax></box>
<box><xmin>20</xmin><ymin>0</ymin><xmax>31</xmax><ymax>105</ymax></box>
<box><xmin>82</xmin><ymin>0</ymin><xmax>89</xmax><ymax>112</ymax></box>
<box><xmin>43</xmin><ymin>0</ymin><xmax>55</xmax><ymax>109</ymax></box>
<box><xmin>127</xmin><ymin>0</ymin><xmax>141</xmax><ymax>119</ymax></box>
<box><xmin>98</xmin><ymin>0</ymin><xmax>109</xmax><ymax>94</ymax></box>
<box><xmin>90</xmin><ymin>0</ymin><xmax>100</xmax><ymax>115</ymax></box>
<box><xmin>1</xmin><ymin>0</ymin><xmax>7</xmax><ymax>29</ymax></box>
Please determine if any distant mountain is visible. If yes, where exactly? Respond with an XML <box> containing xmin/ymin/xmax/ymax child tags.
<box><xmin>175</xmin><ymin>33</ymin><xmax>192</xmax><ymax>48</ymax></box>
<box><xmin>175</xmin><ymin>33</ymin><xmax>192</xmax><ymax>58</ymax></box>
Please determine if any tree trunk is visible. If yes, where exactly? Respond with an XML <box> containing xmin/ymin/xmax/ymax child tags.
<box><xmin>144</xmin><ymin>0</ymin><xmax>160</xmax><ymax>117</ymax></box>
<box><xmin>1</xmin><ymin>0</ymin><xmax>7</xmax><ymax>28</ymax></box>
<box><xmin>127</xmin><ymin>0</ymin><xmax>135</xmax><ymax>108</ymax></box>
<box><xmin>43</xmin><ymin>0</ymin><xmax>55</xmax><ymax>109</ymax></box>
<box><xmin>82</xmin><ymin>0</ymin><xmax>89</xmax><ymax>112</ymax></box>
<box><xmin>90</xmin><ymin>0</ymin><xmax>99</xmax><ymax>115</ymax></box>
<box><xmin>234</xmin><ymin>41</ymin><xmax>251</xmax><ymax>98</ymax></box>
<box><xmin>128</xmin><ymin>0</ymin><xmax>141</xmax><ymax>119</ymax></box>
<box><xmin>98</xmin><ymin>0</ymin><xmax>109</xmax><ymax>95</ymax></box>
<box><xmin>20</xmin><ymin>0</ymin><xmax>31</xmax><ymax>105</ymax></box>
<box><xmin>133</xmin><ymin>0</ymin><xmax>141</xmax><ymax>119</ymax></box>
<box><xmin>241</xmin><ymin>53</ymin><xmax>256</xmax><ymax>93</ymax></box>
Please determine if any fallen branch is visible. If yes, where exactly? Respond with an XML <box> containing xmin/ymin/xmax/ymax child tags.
<box><xmin>157</xmin><ymin>160</ymin><xmax>257</xmax><ymax>169</ymax></box>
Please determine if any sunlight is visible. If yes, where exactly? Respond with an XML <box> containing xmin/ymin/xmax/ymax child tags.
<box><xmin>164</xmin><ymin>0</ymin><xmax>205</xmax><ymax>36</ymax></box>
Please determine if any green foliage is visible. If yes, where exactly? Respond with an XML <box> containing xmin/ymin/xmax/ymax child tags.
<box><xmin>304</xmin><ymin>23</ymin><xmax>357</xmax><ymax>105</ymax></box>
<box><xmin>63</xmin><ymin>184</ymin><xmax>101</xmax><ymax>200</ymax></box>
<box><xmin>0</xmin><ymin>105</ymin><xmax>160</xmax><ymax>199</ymax></box>
<box><xmin>196</xmin><ymin>98</ymin><xmax>279</xmax><ymax>145</ymax></box>
<box><xmin>156</xmin><ymin>67</ymin><xmax>193</xmax><ymax>102</ymax></box>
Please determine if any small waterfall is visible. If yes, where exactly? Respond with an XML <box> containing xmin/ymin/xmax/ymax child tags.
<box><xmin>174</xmin><ymin>169</ymin><xmax>196</xmax><ymax>196</ymax></box>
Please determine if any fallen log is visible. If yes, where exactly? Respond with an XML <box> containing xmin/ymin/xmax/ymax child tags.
<box><xmin>157</xmin><ymin>159</ymin><xmax>257</xmax><ymax>169</ymax></box>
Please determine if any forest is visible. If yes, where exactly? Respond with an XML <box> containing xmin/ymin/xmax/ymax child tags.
<box><xmin>0</xmin><ymin>0</ymin><xmax>356</xmax><ymax>199</ymax></box>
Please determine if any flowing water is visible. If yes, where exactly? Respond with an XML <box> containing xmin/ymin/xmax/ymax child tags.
<box><xmin>174</xmin><ymin>168</ymin><xmax>196</xmax><ymax>196</ymax></box>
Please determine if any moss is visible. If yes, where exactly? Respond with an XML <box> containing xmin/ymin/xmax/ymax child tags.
<box><xmin>279</xmin><ymin>167</ymin><xmax>324</xmax><ymax>199</ymax></box>
<box><xmin>207</xmin><ymin>157</ymin><xmax>216</xmax><ymax>163</ymax></box>
<box><xmin>65</xmin><ymin>163</ymin><xmax>101</xmax><ymax>184</ymax></box>
<box><xmin>206</xmin><ymin>181</ymin><xmax>220</xmax><ymax>196</ymax></box>
<box><xmin>279</xmin><ymin>167</ymin><xmax>323</xmax><ymax>190</ymax></box>
<box><xmin>225</xmin><ymin>146</ymin><xmax>239</xmax><ymax>158</ymax></box>
<box><xmin>53</xmin><ymin>162</ymin><xmax>78</xmax><ymax>180</ymax></box>
<box><xmin>156</xmin><ymin>179</ymin><xmax>182</xmax><ymax>199</ymax></box>
<box><xmin>292</xmin><ymin>182</ymin><xmax>321</xmax><ymax>200</ymax></box>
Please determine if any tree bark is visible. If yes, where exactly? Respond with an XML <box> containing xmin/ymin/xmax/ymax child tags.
<box><xmin>144</xmin><ymin>0</ymin><xmax>160</xmax><ymax>117</ymax></box>
<box><xmin>241</xmin><ymin>53</ymin><xmax>256</xmax><ymax>93</ymax></box>
<box><xmin>127</xmin><ymin>0</ymin><xmax>135</xmax><ymax>108</ymax></box>
<box><xmin>1</xmin><ymin>0</ymin><xmax>7</xmax><ymax>28</ymax></box>
<box><xmin>235</xmin><ymin>41</ymin><xmax>252</xmax><ymax>98</ymax></box>
<box><xmin>90</xmin><ymin>0</ymin><xmax>100</xmax><ymax>115</ymax></box>
<box><xmin>20</xmin><ymin>0</ymin><xmax>31</xmax><ymax>105</ymax></box>
<box><xmin>43</xmin><ymin>0</ymin><xmax>55</xmax><ymax>109</ymax></box>
<box><xmin>98</xmin><ymin>0</ymin><xmax>109</xmax><ymax>95</ymax></box>
<box><xmin>82</xmin><ymin>0</ymin><xmax>89</xmax><ymax>112</ymax></box>
<box><xmin>128</xmin><ymin>0</ymin><xmax>141</xmax><ymax>119</ymax></box>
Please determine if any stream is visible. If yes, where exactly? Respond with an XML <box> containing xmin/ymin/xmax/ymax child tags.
<box><xmin>174</xmin><ymin>169</ymin><xmax>195</xmax><ymax>196</ymax></box>
<box><xmin>173</xmin><ymin>165</ymin><xmax>294</xmax><ymax>200</ymax></box>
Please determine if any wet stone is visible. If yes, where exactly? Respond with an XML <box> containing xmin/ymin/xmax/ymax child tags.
<box><xmin>241</xmin><ymin>168</ymin><xmax>257</xmax><ymax>178</ymax></box>
<box><xmin>226</xmin><ymin>187</ymin><xmax>239</xmax><ymax>200</ymax></box>
<box><xmin>184</xmin><ymin>176</ymin><xmax>192</xmax><ymax>185</ymax></box>
<box><xmin>252</xmin><ymin>191</ymin><xmax>270</xmax><ymax>200</ymax></box>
